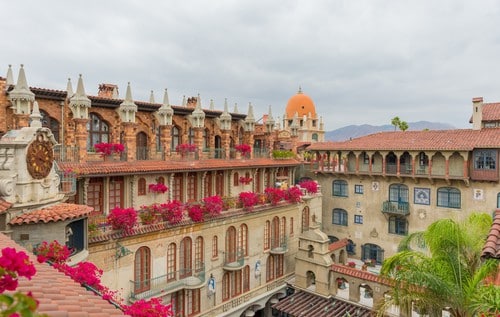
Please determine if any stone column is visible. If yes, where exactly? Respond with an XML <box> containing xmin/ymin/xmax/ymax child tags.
<box><xmin>121</xmin><ymin>122</ymin><xmax>136</xmax><ymax>162</ymax></box>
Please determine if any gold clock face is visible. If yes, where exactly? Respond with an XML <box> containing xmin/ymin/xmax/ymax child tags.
<box><xmin>26</xmin><ymin>138</ymin><xmax>54</xmax><ymax>179</ymax></box>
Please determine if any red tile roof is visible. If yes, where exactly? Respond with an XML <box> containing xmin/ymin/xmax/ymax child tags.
<box><xmin>0</xmin><ymin>198</ymin><xmax>12</xmax><ymax>214</ymax></box>
<box><xmin>0</xmin><ymin>233</ymin><xmax>128</xmax><ymax>316</ymax></box>
<box><xmin>328</xmin><ymin>238</ymin><xmax>348</xmax><ymax>251</ymax></box>
<box><xmin>272</xmin><ymin>290</ymin><xmax>372</xmax><ymax>317</ymax></box>
<box><xmin>483</xmin><ymin>103</ymin><xmax>500</xmax><ymax>122</ymax></box>
<box><xmin>307</xmin><ymin>128</ymin><xmax>500</xmax><ymax>151</ymax></box>
<box><xmin>9</xmin><ymin>203</ymin><xmax>93</xmax><ymax>225</ymax></box>
<box><xmin>482</xmin><ymin>209</ymin><xmax>500</xmax><ymax>259</ymax></box>
<box><xmin>331</xmin><ymin>263</ymin><xmax>393</xmax><ymax>286</ymax></box>
<box><xmin>59</xmin><ymin>158</ymin><xmax>300</xmax><ymax>177</ymax></box>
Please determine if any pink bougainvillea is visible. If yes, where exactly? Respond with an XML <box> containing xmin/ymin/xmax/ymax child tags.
<box><xmin>299</xmin><ymin>180</ymin><xmax>319</xmax><ymax>194</ymax></box>
<box><xmin>123</xmin><ymin>298</ymin><xmax>172</xmax><ymax>317</ymax></box>
<box><xmin>264</xmin><ymin>187</ymin><xmax>285</xmax><ymax>205</ymax></box>
<box><xmin>107</xmin><ymin>207</ymin><xmax>138</xmax><ymax>234</ymax></box>
<box><xmin>157</xmin><ymin>200</ymin><xmax>185</xmax><ymax>224</ymax></box>
<box><xmin>34</xmin><ymin>240</ymin><xmax>72</xmax><ymax>264</ymax></box>
<box><xmin>285</xmin><ymin>186</ymin><xmax>303</xmax><ymax>203</ymax></box>
<box><xmin>202</xmin><ymin>195</ymin><xmax>224</xmax><ymax>217</ymax></box>
<box><xmin>187</xmin><ymin>204</ymin><xmax>204</xmax><ymax>222</ymax></box>
<box><xmin>238</xmin><ymin>191</ymin><xmax>260</xmax><ymax>211</ymax></box>
<box><xmin>235</xmin><ymin>144</ymin><xmax>252</xmax><ymax>157</ymax></box>
<box><xmin>94</xmin><ymin>143</ymin><xmax>125</xmax><ymax>157</ymax></box>
<box><xmin>148</xmin><ymin>183</ymin><xmax>168</xmax><ymax>194</ymax></box>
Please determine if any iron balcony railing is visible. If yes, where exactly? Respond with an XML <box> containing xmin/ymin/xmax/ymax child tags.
<box><xmin>269</xmin><ymin>236</ymin><xmax>288</xmax><ymax>254</ymax></box>
<box><xmin>381</xmin><ymin>201</ymin><xmax>410</xmax><ymax>216</ymax></box>
<box><xmin>130</xmin><ymin>262</ymin><xmax>205</xmax><ymax>300</ymax></box>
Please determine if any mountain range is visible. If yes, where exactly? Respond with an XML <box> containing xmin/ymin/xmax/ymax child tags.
<box><xmin>325</xmin><ymin>121</ymin><xmax>456</xmax><ymax>141</ymax></box>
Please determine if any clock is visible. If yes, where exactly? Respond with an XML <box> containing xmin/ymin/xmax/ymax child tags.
<box><xmin>26</xmin><ymin>136</ymin><xmax>54</xmax><ymax>179</ymax></box>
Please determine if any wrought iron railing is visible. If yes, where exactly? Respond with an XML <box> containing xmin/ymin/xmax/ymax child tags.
<box><xmin>381</xmin><ymin>201</ymin><xmax>410</xmax><ymax>216</ymax></box>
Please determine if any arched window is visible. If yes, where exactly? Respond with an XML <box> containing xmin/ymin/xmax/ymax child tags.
<box><xmin>312</xmin><ymin>133</ymin><xmax>318</xmax><ymax>141</ymax></box>
<box><xmin>167</xmin><ymin>243</ymin><xmax>176</xmax><ymax>282</ymax></box>
<box><xmin>280</xmin><ymin>217</ymin><xmax>286</xmax><ymax>244</ymax></box>
<box><xmin>179</xmin><ymin>237</ymin><xmax>192</xmax><ymax>278</ymax></box>
<box><xmin>134</xmin><ymin>247</ymin><xmax>151</xmax><ymax>293</ymax></box>
<box><xmin>389</xmin><ymin>216</ymin><xmax>408</xmax><ymax>235</ymax></box>
<box><xmin>195</xmin><ymin>236</ymin><xmax>204</xmax><ymax>272</ymax></box>
<box><xmin>243</xmin><ymin>265</ymin><xmax>250</xmax><ymax>293</ymax></box>
<box><xmin>333</xmin><ymin>180</ymin><xmax>348</xmax><ymax>197</ymax></box>
<box><xmin>154</xmin><ymin>124</ymin><xmax>161</xmax><ymax>151</ymax></box>
<box><xmin>226</xmin><ymin>226</ymin><xmax>237</xmax><ymax>263</ymax></box>
<box><xmin>222</xmin><ymin>272</ymin><xmax>230</xmax><ymax>301</ymax></box>
<box><xmin>233</xmin><ymin>172</ymin><xmax>239</xmax><ymax>186</ymax></box>
<box><xmin>157</xmin><ymin>176</ymin><xmax>165</xmax><ymax>184</ymax></box>
<box><xmin>389</xmin><ymin>184</ymin><xmax>409</xmax><ymax>203</ymax></box>
<box><xmin>136</xmin><ymin>132</ymin><xmax>148</xmax><ymax>160</ymax></box>
<box><xmin>361</xmin><ymin>243</ymin><xmax>384</xmax><ymax>264</ymax></box>
<box><xmin>328</xmin><ymin>235</ymin><xmax>339</xmax><ymax>243</ymax></box>
<box><xmin>40</xmin><ymin>110</ymin><xmax>60</xmax><ymax>142</ymax></box>
<box><xmin>171</xmin><ymin>125</ymin><xmax>180</xmax><ymax>150</ymax></box>
<box><xmin>204</xmin><ymin>171</ymin><xmax>213</xmax><ymax>197</ymax></box>
<box><xmin>212</xmin><ymin>235</ymin><xmax>218</xmax><ymax>259</ymax></box>
<box><xmin>203</xmin><ymin>128</ymin><xmax>209</xmax><ymax>151</ymax></box>
<box><xmin>346</xmin><ymin>239</ymin><xmax>356</xmax><ymax>255</ymax></box>
<box><xmin>138</xmin><ymin>177</ymin><xmax>146</xmax><ymax>196</ymax></box>
<box><xmin>87</xmin><ymin>113</ymin><xmax>110</xmax><ymax>151</ymax></box>
<box><xmin>172</xmin><ymin>173</ymin><xmax>183</xmax><ymax>201</ymax></box>
<box><xmin>290</xmin><ymin>217</ymin><xmax>294</xmax><ymax>235</ymax></box>
<box><xmin>272</xmin><ymin>217</ymin><xmax>280</xmax><ymax>249</ymax></box>
<box><xmin>187</xmin><ymin>172</ymin><xmax>197</xmax><ymax>202</ymax></box>
<box><xmin>264</xmin><ymin>221</ymin><xmax>270</xmax><ymax>250</ymax></box>
<box><xmin>437</xmin><ymin>187</ymin><xmax>461</xmax><ymax>208</ymax></box>
<box><xmin>301</xmin><ymin>207</ymin><xmax>310</xmax><ymax>233</ymax></box>
<box><xmin>266</xmin><ymin>255</ymin><xmax>275</xmax><ymax>282</ymax></box>
<box><xmin>332</xmin><ymin>208</ymin><xmax>348</xmax><ymax>226</ymax></box>
<box><xmin>239</xmin><ymin>224</ymin><xmax>248</xmax><ymax>256</ymax></box>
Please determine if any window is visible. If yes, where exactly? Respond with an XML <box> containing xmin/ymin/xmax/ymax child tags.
<box><xmin>362</xmin><ymin>152</ymin><xmax>370</xmax><ymax>164</ymax></box>
<box><xmin>354</xmin><ymin>184</ymin><xmax>363</xmax><ymax>194</ymax></box>
<box><xmin>354</xmin><ymin>215</ymin><xmax>363</xmax><ymax>224</ymax></box>
<box><xmin>233</xmin><ymin>172</ymin><xmax>239</xmax><ymax>186</ymax></box>
<box><xmin>437</xmin><ymin>187</ymin><xmax>461</xmax><ymax>208</ymax></box>
<box><xmin>172</xmin><ymin>173</ymin><xmax>183</xmax><ymax>201</ymax></box>
<box><xmin>333</xmin><ymin>180</ymin><xmax>348</xmax><ymax>197</ymax></box>
<box><xmin>138</xmin><ymin>177</ymin><xmax>146</xmax><ymax>196</ymax></box>
<box><xmin>187</xmin><ymin>172</ymin><xmax>197</xmax><ymax>202</ymax></box>
<box><xmin>332</xmin><ymin>209</ymin><xmax>348</xmax><ymax>226</ymax></box>
<box><xmin>497</xmin><ymin>193</ymin><xmax>500</xmax><ymax>208</ymax></box>
<box><xmin>222</xmin><ymin>272</ymin><xmax>230</xmax><ymax>301</ymax></box>
<box><xmin>108</xmin><ymin>176</ymin><xmax>124</xmax><ymax>210</ymax></box>
<box><xmin>195</xmin><ymin>237</ymin><xmax>204</xmax><ymax>272</ymax></box>
<box><xmin>280</xmin><ymin>217</ymin><xmax>286</xmax><ymax>245</ymax></box>
<box><xmin>389</xmin><ymin>216</ymin><xmax>408</xmax><ymax>235</ymax></box>
<box><xmin>171</xmin><ymin>126</ymin><xmax>180</xmax><ymax>150</ymax></box>
<box><xmin>328</xmin><ymin>236</ymin><xmax>339</xmax><ymax>243</ymax></box>
<box><xmin>419</xmin><ymin>152</ymin><xmax>429</xmax><ymax>166</ymax></box>
<box><xmin>474</xmin><ymin>150</ymin><xmax>496</xmax><ymax>170</ymax></box>
<box><xmin>243</xmin><ymin>265</ymin><xmax>250</xmax><ymax>293</ymax></box>
<box><xmin>212</xmin><ymin>236</ymin><xmax>218</xmax><ymax>259</ymax></box>
<box><xmin>264</xmin><ymin>221</ymin><xmax>270</xmax><ymax>250</ymax></box>
<box><xmin>346</xmin><ymin>239</ymin><xmax>356</xmax><ymax>255</ymax></box>
<box><xmin>180</xmin><ymin>237</ymin><xmax>192</xmax><ymax>278</ymax></box>
<box><xmin>87</xmin><ymin>113</ymin><xmax>110</xmax><ymax>151</ymax></box>
<box><xmin>361</xmin><ymin>243</ymin><xmax>384</xmax><ymax>264</ymax></box>
<box><xmin>40</xmin><ymin>110</ymin><xmax>60</xmax><ymax>142</ymax></box>
<box><xmin>188</xmin><ymin>127</ymin><xmax>195</xmax><ymax>144</ymax></box>
<box><xmin>134</xmin><ymin>247</ymin><xmax>151</xmax><ymax>293</ymax></box>
<box><xmin>226</xmin><ymin>226</ymin><xmax>237</xmax><ymax>263</ymax></box>
<box><xmin>167</xmin><ymin>243</ymin><xmax>176</xmax><ymax>282</ymax></box>
<box><xmin>203</xmin><ymin>128</ymin><xmax>209</xmax><ymax>151</ymax></box>
<box><xmin>239</xmin><ymin>224</ymin><xmax>248</xmax><ymax>256</ymax></box>
<box><xmin>290</xmin><ymin>217</ymin><xmax>294</xmax><ymax>235</ymax></box>
<box><xmin>266</xmin><ymin>255</ymin><xmax>275</xmax><ymax>282</ymax></box>
<box><xmin>187</xmin><ymin>289</ymin><xmax>200</xmax><ymax>316</ymax></box>
<box><xmin>389</xmin><ymin>184</ymin><xmax>409</xmax><ymax>203</ymax></box>
<box><xmin>204</xmin><ymin>172</ymin><xmax>213</xmax><ymax>196</ymax></box>
<box><xmin>87</xmin><ymin>178</ymin><xmax>103</xmax><ymax>214</ymax></box>
<box><xmin>157</xmin><ymin>176</ymin><xmax>165</xmax><ymax>184</ymax></box>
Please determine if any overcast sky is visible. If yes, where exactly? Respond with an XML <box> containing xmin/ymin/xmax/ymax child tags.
<box><xmin>2</xmin><ymin>0</ymin><xmax>500</xmax><ymax>130</ymax></box>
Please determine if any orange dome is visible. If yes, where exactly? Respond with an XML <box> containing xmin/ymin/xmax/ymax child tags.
<box><xmin>285</xmin><ymin>88</ymin><xmax>316</xmax><ymax>118</ymax></box>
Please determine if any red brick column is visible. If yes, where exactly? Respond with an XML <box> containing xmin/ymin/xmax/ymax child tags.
<box><xmin>74</xmin><ymin>118</ymin><xmax>88</xmax><ymax>162</ymax></box>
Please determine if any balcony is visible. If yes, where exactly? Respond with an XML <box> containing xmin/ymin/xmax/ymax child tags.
<box><xmin>269</xmin><ymin>236</ymin><xmax>288</xmax><ymax>254</ymax></box>
<box><xmin>382</xmin><ymin>201</ymin><xmax>410</xmax><ymax>216</ymax></box>
<box><xmin>130</xmin><ymin>263</ymin><xmax>205</xmax><ymax>300</ymax></box>
<box><xmin>222</xmin><ymin>249</ymin><xmax>245</xmax><ymax>271</ymax></box>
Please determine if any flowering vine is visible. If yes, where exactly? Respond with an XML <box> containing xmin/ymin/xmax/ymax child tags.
<box><xmin>107</xmin><ymin>207</ymin><xmax>138</xmax><ymax>235</ymax></box>
<box><xmin>264</xmin><ymin>187</ymin><xmax>285</xmax><ymax>205</ymax></box>
<box><xmin>148</xmin><ymin>183</ymin><xmax>168</xmax><ymax>194</ymax></box>
<box><xmin>187</xmin><ymin>204</ymin><xmax>204</xmax><ymax>222</ymax></box>
<box><xmin>238</xmin><ymin>191</ymin><xmax>260</xmax><ymax>211</ymax></box>
<box><xmin>299</xmin><ymin>180</ymin><xmax>319</xmax><ymax>194</ymax></box>
<box><xmin>202</xmin><ymin>195</ymin><xmax>224</xmax><ymax>217</ymax></box>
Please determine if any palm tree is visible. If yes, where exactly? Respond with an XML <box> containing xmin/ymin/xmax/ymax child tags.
<box><xmin>376</xmin><ymin>213</ymin><xmax>498</xmax><ymax>317</ymax></box>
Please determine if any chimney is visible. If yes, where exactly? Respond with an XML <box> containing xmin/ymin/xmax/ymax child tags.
<box><xmin>471</xmin><ymin>97</ymin><xmax>483</xmax><ymax>130</ymax></box>
<box><xmin>98</xmin><ymin>83</ymin><xmax>119</xmax><ymax>98</ymax></box>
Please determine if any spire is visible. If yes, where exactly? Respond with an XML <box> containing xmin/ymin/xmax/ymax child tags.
<box><xmin>66</xmin><ymin>78</ymin><xmax>73</xmax><ymax>98</ymax></box>
<box><xmin>210</xmin><ymin>99</ymin><xmax>215</xmax><ymax>110</ymax></box>
<box><xmin>182</xmin><ymin>95</ymin><xmax>187</xmax><ymax>106</ymax></box>
<box><xmin>219</xmin><ymin>98</ymin><xmax>232</xmax><ymax>130</ymax></box>
<box><xmin>298</xmin><ymin>86</ymin><xmax>303</xmax><ymax>94</ymax></box>
<box><xmin>117</xmin><ymin>82</ymin><xmax>138</xmax><ymax>123</ymax></box>
<box><xmin>30</xmin><ymin>101</ymin><xmax>42</xmax><ymax>128</ymax></box>
<box><xmin>8</xmin><ymin>64</ymin><xmax>35</xmax><ymax>115</ymax></box>
<box><xmin>149</xmin><ymin>90</ymin><xmax>155</xmax><ymax>103</ymax></box>
<box><xmin>290</xmin><ymin>112</ymin><xmax>299</xmax><ymax>136</ymax></box>
<box><xmin>233</xmin><ymin>103</ymin><xmax>239</xmax><ymax>113</ymax></box>
<box><xmin>155</xmin><ymin>88</ymin><xmax>174</xmax><ymax>126</ymax></box>
<box><xmin>6</xmin><ymin>65</ymin><xmax>14</xmax><ymax>86</ymax></box>
<box><xmin>190</xmin><ymin>94</ymin><xmax>205</xmax><ymax>128</ymax></box>
<box><xmin>244</xmin><ymin>102</ymin><xmax>255</xmax><ymax>132</ymax></box>
<box><xmin>112</xmin><ymin>86</ymin><xmax>119</xmax><ymax>99</ymax></box>
<box><xmin>69</xmin><ymin>74</ymin><xmax>91</xmax><ymax>119</ymax></box>
<box><xmin>265</xmin><ymin>105</ymin><xmax>275</xmax><ymax>133</ymax></box>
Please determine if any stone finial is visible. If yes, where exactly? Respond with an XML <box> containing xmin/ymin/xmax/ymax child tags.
<box><xmin>112</xmin><ymin>86</ymin><xmax>119</xmax><ymax>99</ymax></box>
<box><xmin>155</xmin><ymin>88</ymin><xmax>174</xmax><ymax>126</ymax></box>
<box><xmin>265</xmin><ymin>105</ymin><xmax>275</xmax><ymax>133</ymax></box>
<box><xmin>298</xmin><ymin>86</ymin><xmax>303</xmax><ymax>94</ymax></box>
<box><xmin>69</xmin><ymin>74</ymin><xmax>91</xmax><ymax>119</ymax></box>
<box><xmin>66</xmin><ymin>78</ymin><xmax>74</xmax><ymax>98</ymax></box>
<box><xmin>219</xmin><ymin>98</ymin><xmax>232</xmax><ymax>130</ymax></box>
<box><xmin>190</xmin><ymin>94</ymin><xmax>205</xmax><ymax>128</ymax></box>
<box><xmin>290</xmin><ymin>112</ymin><xmax>299</xmax><ymax>136</ymax></box>
<box><xmin>233</xmin><ymin>103</ymin><xmax>239</xmax><ymax>113</ymax></box>
<box><xmin>8</xmin><ymin>64</ymin><xmax>35</xmax><ymax>115</ymax></box>
<box><xmin>117</xmin><ymin>82</ymin><xmax>138</xmax><ymax>123</ymax></box>
<box><xmin>30</xmin><ymin>101</ymin><xmax>42</xmax><ymax>128</ymax></box>
<box><xmin>244</xmin><ymin>102</ymin><xmax>255</xmax><ymax>132</ymax></box>
<box><xmin>149</xmin><ymin>90</ymin><xmax>155</xmax><ymax>103</ymax></box>
<box><xmin>182</xmin><ymin>95</ymin><xmax>187</xmax><ymax>106</ymax></box>
<box><xmin>6</xmin><ymin>64</ymin><xmax>14</xmax><ymax>86</ymax></box>
<box><xmin>210</xmin><ymin>99</ymin><xmax>215</xmax><ymax>110</ymax></box>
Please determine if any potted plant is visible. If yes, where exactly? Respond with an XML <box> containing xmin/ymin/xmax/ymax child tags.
<box><xmin>235</xmin><ymin>144</ymin><xmax>252</xmax><ymax>158</ymax></box>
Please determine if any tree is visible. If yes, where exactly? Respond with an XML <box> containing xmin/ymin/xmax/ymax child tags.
<box><xmin>376</xmin><ymin>213</ymin><xmax>498</xmax><ymax>317</ymax></box>
<box><xmin>391</xmin><ymin>116</ymin><xmax>401</xmax><ymax>131</ymax></box>
<box><xmin>399</xmin><ymin>121</ymin><xmax>409</xmax><ymax>131</ymax></box>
